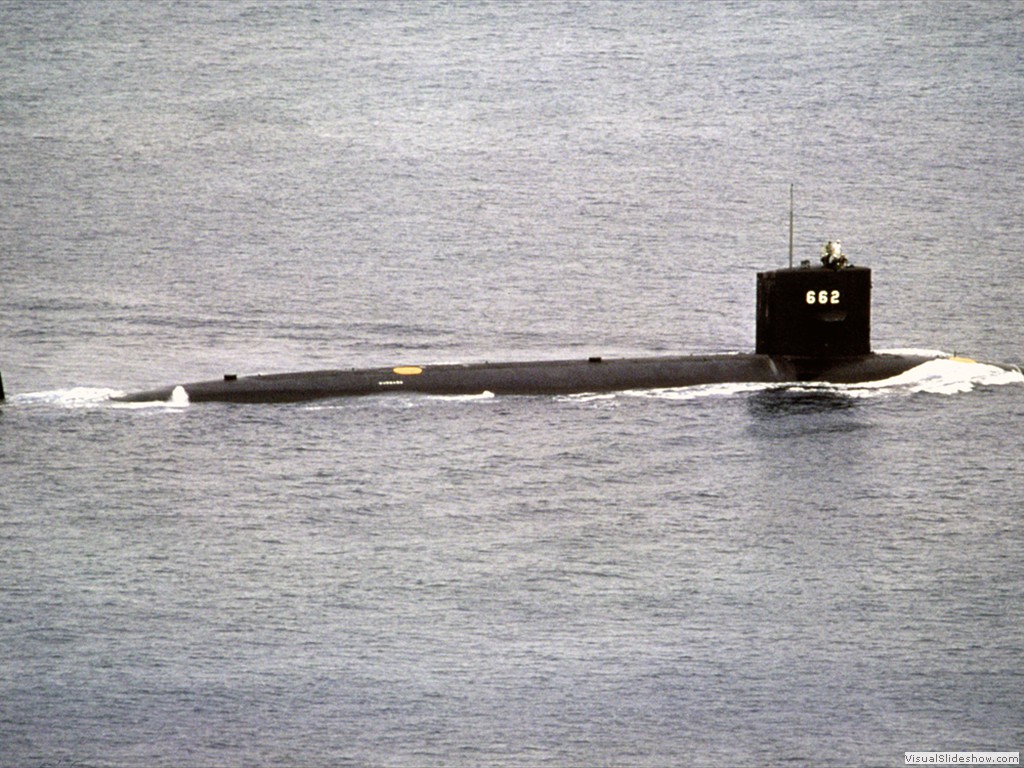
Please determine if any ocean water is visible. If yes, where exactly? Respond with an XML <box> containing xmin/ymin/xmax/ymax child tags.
<box><xmin>1</xmin><ymin>2</ymin><xmax>1022</xmax><ymax>766</ymax></box>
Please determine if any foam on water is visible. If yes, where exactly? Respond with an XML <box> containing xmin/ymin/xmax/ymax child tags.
<box><xmin>843</xmin><ymin>356</ymin><xmax>1023</xmax><ymax>395</ymax></box>
<box><xmin>11</xmin><ymin>387</ymin><xmax>126</xmax><ymax>409</ymax></box>
<box><xmin>558</xmin><ymin>392</ymin><xmax>620</xmax><ymax>403</ymax></box>
<box><xmin>108</xmin><ymin>385</ymin><xmax>190</xmax><ymax>410</ymax></box>
<box><xmin>770</xmin><ymin>356</ymin><xmax>1023</xmax><ymax>400</ymax></box>
<box><xmin>574</xmin><ymin>352</ymin><xmax>1022</xmax><ymax>403</ymax></box>
<box><xmin>621</xmin><ymin>381</ymin><xmax>776</xmax><ymax>402</ymax></box>
<box><xmin>7</xmin><ymin>385</ymin><xmax>191</xmax><ymax>410</ymax></box>
<box><xmin>434</xmin><ymin>390</ymin><xmax>497</xmax><ymax>402</ymax></box>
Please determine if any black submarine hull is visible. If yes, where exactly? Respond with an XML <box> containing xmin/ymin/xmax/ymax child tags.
<box><xmin>106</xmin><ymin>263</ymin><xmax>1020</xmax><ymax>405</ymax></box>
<box><xmin>112</xmin><ymin>352</ymin><xmax>939</xmax><ymax>404</ymax></box>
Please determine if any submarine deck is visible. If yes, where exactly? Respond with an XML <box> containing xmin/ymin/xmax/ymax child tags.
<box><xmin>113</xmin><ymin>352</ymin><xmax>936</xmax><ymax>404</ymax></box>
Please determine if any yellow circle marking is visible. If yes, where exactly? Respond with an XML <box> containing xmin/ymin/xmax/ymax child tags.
<box><xmin>392</xmin><ymin>366</ymin><xmax>423</xmax><ymax>376</ymax></box>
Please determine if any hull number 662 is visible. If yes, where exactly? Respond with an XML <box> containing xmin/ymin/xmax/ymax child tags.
<box><xmin>806</xmin><ymin>289</ymin><xmax>840</xmax><ymax>305</ymax></box>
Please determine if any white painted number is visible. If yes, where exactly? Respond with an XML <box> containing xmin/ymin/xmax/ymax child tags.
<box><xmin>805</xmin><ymin>289</ymin><xmax>841</xmax><ymax>305</ymax></box>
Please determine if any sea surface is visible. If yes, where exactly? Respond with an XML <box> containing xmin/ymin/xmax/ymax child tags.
<box><xmin>2</xmin><ymin>2</ymin><xmax>1022</xmax><ymax>766</ymax></box>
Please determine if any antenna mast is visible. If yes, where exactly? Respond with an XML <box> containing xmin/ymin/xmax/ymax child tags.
<box><xmin>788</xmin><ymin>183</ymin><xmax>794</xmax><ymax>268</ymax></box>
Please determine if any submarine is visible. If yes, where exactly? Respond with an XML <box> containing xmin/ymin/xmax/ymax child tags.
<box><xmin>106</xmin><ymin>245</ymin><xmax>1018</xmax><ymax>405</ymax></box>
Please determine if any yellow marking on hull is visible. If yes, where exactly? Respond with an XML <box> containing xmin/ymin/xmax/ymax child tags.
<box><xmin>949</xmin><ymin>356</ymin><xmax>976</xmax><ymax>364</ymax></box>
<box><xmin>393</xmin><ymin>366</ymin><xmax>423</xmax><ymax>376</ymax></box>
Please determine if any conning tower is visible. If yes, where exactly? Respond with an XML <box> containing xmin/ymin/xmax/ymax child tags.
<box><xmin>756</xmin><ymin>263</ymin><xmax>871</xmax><ymax>358</ymax></box>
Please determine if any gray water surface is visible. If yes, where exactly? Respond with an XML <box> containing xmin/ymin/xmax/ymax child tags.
<box><xmin>2</xmin><ymin>2</ymin><xmax>1022</xmax><ymax>766</ymax></box>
